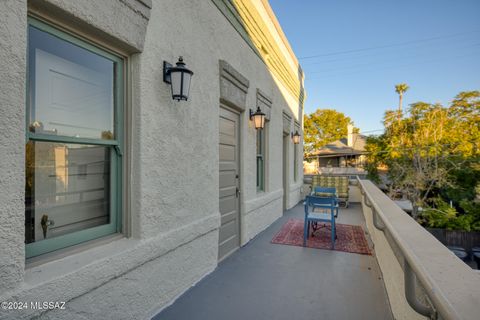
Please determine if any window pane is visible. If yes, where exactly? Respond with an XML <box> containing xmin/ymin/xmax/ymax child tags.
<box><xmin>25</xmin><ymin>142</ymin><xmax>111</xmax><ymax>244</ymax></box>
<box><xmin>256</xmin><ymin>128</ymin><xmax>265</xmax><ymax>191</ymax></box>
<box><xmin>256</xmin><ymin>156</ymin><xmax>263</xmax><ymax>190</ymax></box>
<box><xmin>256</xmin><ymin>130</ymin><xmax>262</xmax><ymax>155</ymax></box>
<box><xmin>28</xmin><ymin>26</ymin><xmax>114</xmax><ymax>140</ymax></box>
<box><xmin>294</xmin><ymin>144</ymin><xmax>298</xmax><ymax>181</ymax></box>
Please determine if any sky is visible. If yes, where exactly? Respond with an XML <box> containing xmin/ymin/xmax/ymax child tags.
<box><xmin>269</xmin><ymin>0</ymin><xmax>480</xmax><ymax>134</ymax></box>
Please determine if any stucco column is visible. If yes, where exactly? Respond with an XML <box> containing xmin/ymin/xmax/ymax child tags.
<box><xmin>0</xmin><ymin>0</ymin><xmax>27</xmax><ymax>292</ymax></box>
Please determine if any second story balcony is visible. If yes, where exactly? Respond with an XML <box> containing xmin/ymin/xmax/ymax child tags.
<box><xmin>155</xmin><ymin>177</ymin><xmax>480</xmax><ymax>320</ymax></box>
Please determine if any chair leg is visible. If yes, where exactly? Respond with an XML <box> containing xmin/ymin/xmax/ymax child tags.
<box><xmin>332</xmin><ymin>221</ymin><xmax>336</xmax><ymax>249</ymax></box>
<box><xmin>311</xmin><ymin>221</ymin><xmax>317</xmax><ymax>237</ymax></box>
<box><xmin>303</xmin><ymin>220</ymin><xmax>308</xmax><ymax>247</ymax></box>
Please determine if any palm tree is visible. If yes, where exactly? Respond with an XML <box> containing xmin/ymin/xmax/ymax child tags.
<box><xmin>395</xmin><ymin>83</ymin><xmax>409</xmax><ymax>115</ymax></box>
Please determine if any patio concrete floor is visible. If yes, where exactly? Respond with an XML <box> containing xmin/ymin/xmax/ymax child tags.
<box><xmin>153</xmin><ymin>203</ymin><xmax>393</xmax><ymax>320</ymax></box>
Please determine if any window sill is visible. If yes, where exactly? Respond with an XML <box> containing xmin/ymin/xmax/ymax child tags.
<box><xmin>25</xmin><ymin>234</ymin><xmax>139</xmax><ymax>287</ymax></box>
<box><xmin>26</xmin><ymin>233</ymin><xmax>124</xmax><ymax>268</ymax></box>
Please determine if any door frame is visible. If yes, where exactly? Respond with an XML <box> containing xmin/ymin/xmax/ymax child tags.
<box><xmin>218</xmin><ymin>104</ymin><xmax>242</xmax><ymax>261</ymax></box>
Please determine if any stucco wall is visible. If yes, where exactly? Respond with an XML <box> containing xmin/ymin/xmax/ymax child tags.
<box><xmin>0</xmin><ymin>0</ymin><xmax>303</xmax><ymax>319</ymax></box>
<box><xmin>29</xmin><ymin>0</ymin><xmax>151</xmax><ymax>52</ymax></box>
<box><xmin>0</xmin><ymin>0</ymin><xmax>27</xmax><ymax>293</ymax></box>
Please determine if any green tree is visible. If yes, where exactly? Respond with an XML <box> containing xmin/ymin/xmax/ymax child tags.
<box><xmin>365</xmin><ymin>135</ymin><xmax>387</xmax><ymax>183</ymax></box>
<box><xmin>303</xmin><ymin>109</ymin><xmax>353</xmax><ymax>154</ymax></box>
<box><xmin>366</xmin><ymin>90</ymin><xmax>480</xmax><ymax>229</ymax></box>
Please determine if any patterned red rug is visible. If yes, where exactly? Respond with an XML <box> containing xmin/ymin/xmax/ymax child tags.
<box><xmin>271</xmin><ymin>219</ymin><xmax>372</xmax><ymax>255</ymax></box>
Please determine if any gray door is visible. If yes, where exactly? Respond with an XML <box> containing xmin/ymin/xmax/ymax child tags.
<box><xmin>218</xmin><ymin>106</ymin><xmax>240</xmax><ymax>261</ymax></box>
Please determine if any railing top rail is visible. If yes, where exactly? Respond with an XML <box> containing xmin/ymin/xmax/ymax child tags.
<box><xmin>357</xmin><ymin>178</ymin><xmax>480</xmax><ymax>320</ymax></box>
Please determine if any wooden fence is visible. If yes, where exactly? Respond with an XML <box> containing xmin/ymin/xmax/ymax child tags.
<box><xmin>426</xmin><ymin>228</ymin><xmax>480</xmax><ymax>253</ymax></box>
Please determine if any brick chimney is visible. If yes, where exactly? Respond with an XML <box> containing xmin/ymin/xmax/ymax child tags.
<box><xmin>347</xmin><ymin>124</ymin><xmax>354</xmax><ymax>147</ymax></box>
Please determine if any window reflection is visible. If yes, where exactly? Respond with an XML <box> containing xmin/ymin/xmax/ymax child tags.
<box><xmin>25</xmin><ymin>142</ymin><xmax>110</xmax><ymax>243</ymax></box>
<box><xmin>28</xmin><ymin>26</ymin><xmax>115</xmax><ymax>140</ymax></box>
<box><xmin>256</xmin><ymin>129</ymin><xmax>265</xmax><ymax>190</ymax></box>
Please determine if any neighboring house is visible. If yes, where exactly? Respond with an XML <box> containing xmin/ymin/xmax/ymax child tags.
<box><xmin>304</xmin><ymin>125</ymin><xmax>367</xmax><ymax>175</ymax></box>
<box><xmin>0</xmin><ymin>1</ymin><xmax>304</xmax><ymax>319</ymax></box>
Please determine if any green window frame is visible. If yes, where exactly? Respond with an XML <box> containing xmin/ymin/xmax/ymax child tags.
<box><xmin>25</xmin><ymin>18</ymin><xmax>124</xmax><ymax>258</ymax></box>
<box><xmin>256</xmin><ymin>128</ymin><xmax>265</xmax><ymax>191</ymax></box>
<box><xmin>294</xmin><ymin>142</ymin><xmax>298</xmax><ymax>182</ymax></box>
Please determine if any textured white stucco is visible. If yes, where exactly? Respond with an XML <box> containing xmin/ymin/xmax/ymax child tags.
<box><xmin>0</xmin><ymin>0</ymin><xmax>304</xmax><ymax>319</ymax></box>
<box><xmin>0</xmin><ymin>0</ymin><xmax>27</xmax><ymax>293</ymax></box>
<box><xmin>29</xmin><ymin>0</ymin><xmax>150</xmax><ymax>52</ymax></box>
<box><xmin>37</xmin><ymin>231</ymin><xmax>218</xmax><ymax>320</ymax></box>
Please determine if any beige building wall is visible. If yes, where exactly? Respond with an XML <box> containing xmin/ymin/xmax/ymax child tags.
<box><xmin>0</xmin><ymin>0</ymin><xmax>304</xmax><ymax>319</ymax></box>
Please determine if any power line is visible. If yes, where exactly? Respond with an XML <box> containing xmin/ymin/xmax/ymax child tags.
<box><xmin>298</xmin><ymin>30</ymin><xmax>480</xmax><ymax>60</ymax></box>
<box><xmin>307</xmin><ymin>43</ymin><xmax>480</xmax><ymax>75</ymax></box>
<box><xmin>302</xmin><ymin>35</ymin><xmax>480</xmax><ymax>66</ymax></box>
<box><xmin>307</xmin><ymin>50</ymin><xmax>480</xmax><ymax>79</ymax></box>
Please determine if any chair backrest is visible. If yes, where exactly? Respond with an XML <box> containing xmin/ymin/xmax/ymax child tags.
<box><xmin>305</xmin><ymin>195</ymin><xmax>336</xmax><ymax>208</ymax></box>
<box><xmin>313</xmin><ymin>187</ymin><xmax>337</xmax><ymax>198</ymax></box>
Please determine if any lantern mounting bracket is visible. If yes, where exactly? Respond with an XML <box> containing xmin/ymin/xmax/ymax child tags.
<box><xmin>249</xmin><ymin>108</ymin><xmax>256</xmax><ymax>120</ymax></box>
<box><xmin>163</xmin><ymin>61</ymin><xmax>173</xmax><ymax>84</ymax></box>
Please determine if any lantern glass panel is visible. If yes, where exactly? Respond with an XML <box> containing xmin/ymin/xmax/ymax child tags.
<box><xmin>170</xmin><ymin>71</ymin><xmax>182</xmax><ymax>99</ymax></box>
<box><xmin>254</xmin><ymin>114</ymin><xmax>265</xmax><ymax>129</ymax></box>
<box><xmin>182</xmin><ymin>72</ymin><xmax>191</xmax><ymax>100</ymax></box>
<box><xmin>293</xmin><ymin>133</ymin><xmax>300</xmax><ymax>144</ymax></box>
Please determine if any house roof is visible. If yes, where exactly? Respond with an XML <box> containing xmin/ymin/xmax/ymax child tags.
<box><xmin>309</xmin><ymin>134</ymin><xmax>367</xmax><ymax>158</ymax></box>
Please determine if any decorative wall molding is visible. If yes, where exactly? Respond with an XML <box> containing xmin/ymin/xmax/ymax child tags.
<box><xmin>211</xmin><ymin>0</ymin><xmax>305</xmax><ymax>107</ymax></box>
<box><xmin>256</xmin><ymin>89</ymin><xmax>272</xmax><ymax>121</ymax></box>
<box><xmin>219</xmin><ymin>60</ymin><xmax>249</xmax><ymax>111</ymax></box>
<box><xmin>283</xmin><ymin>112</ymin><xmax>292</xmax><ymax>134</ymax></box>
<box><xmin>29</xmin><ymin>0</ymin><xmax>151</xmax><ymax>53</ymax></box>
<box><xmin>294</xmin><ymin>120</ymin><xmax>300</xmax><ymax>130</ymax></box>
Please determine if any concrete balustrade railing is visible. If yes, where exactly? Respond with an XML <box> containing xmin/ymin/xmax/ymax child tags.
<box><xmin>357</xmin><ymin>178</ymin><xmax>480</xmax><ymax>320</ymax></box>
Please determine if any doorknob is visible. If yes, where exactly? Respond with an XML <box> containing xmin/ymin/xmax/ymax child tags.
<box><xmin>236</xmin><ymin>187</ymin><xmax>240</xmax><ymax>198</ymax></box>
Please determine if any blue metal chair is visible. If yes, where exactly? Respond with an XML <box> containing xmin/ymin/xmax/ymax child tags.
<box><xmin>312</xmin><ymin>187</ymin><xmax>339</xmax><ymax>218</ymax></box>
<box><xmin>313</xmin><ymin>186</ymin><xmax>337</xmax><ymax>196</ymax></box>
<box><xmin>303</xmin><ymin>195</ymin><xmax>336</xmax><ymax>249</ymax></box>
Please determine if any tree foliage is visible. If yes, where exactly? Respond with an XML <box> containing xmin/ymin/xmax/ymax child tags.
<box><xmin>366</xmin><ymin>90</ymin><xmax>480</xmax><ymax>230</ymax></box>
<box><xmin>304</xmin><ymin>109</ymin><xmax>353</xmax><ymax>154</ymax></box>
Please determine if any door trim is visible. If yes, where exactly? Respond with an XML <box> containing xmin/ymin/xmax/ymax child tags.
<box><xmin>218</xmin><ymin>104</ymin><xmax>241</xmax><ymax>261</ymax></box>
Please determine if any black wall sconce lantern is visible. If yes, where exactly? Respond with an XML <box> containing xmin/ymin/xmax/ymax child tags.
<box><xmin>163</xmin><ymin>56</ymin><xmax>194</xmax><ymax>101</ymax></box>
<box><xmin>291</xmin><ymin>130</ymin><xmax>301</xmax><ymax>144</ymax></box>
<box><xmin>249</xmin><ymin>106</ymin><xmax>266</xmax><ymax>130</ymax></box>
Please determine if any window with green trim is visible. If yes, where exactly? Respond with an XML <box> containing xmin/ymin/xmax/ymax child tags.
<box><xmin>25</xmin><ymin>19</ymin><xmax>123</xmax><ymax>258</ymax></box>
<box><xmin>256</xmin><ymin>128</ymin><xmax>266</xmax><ymax>191</ymax></box>
<box><xmin>294</xmin><ymin>142</ymin><xmax>298</xmax><ymax>182</ymax></box>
